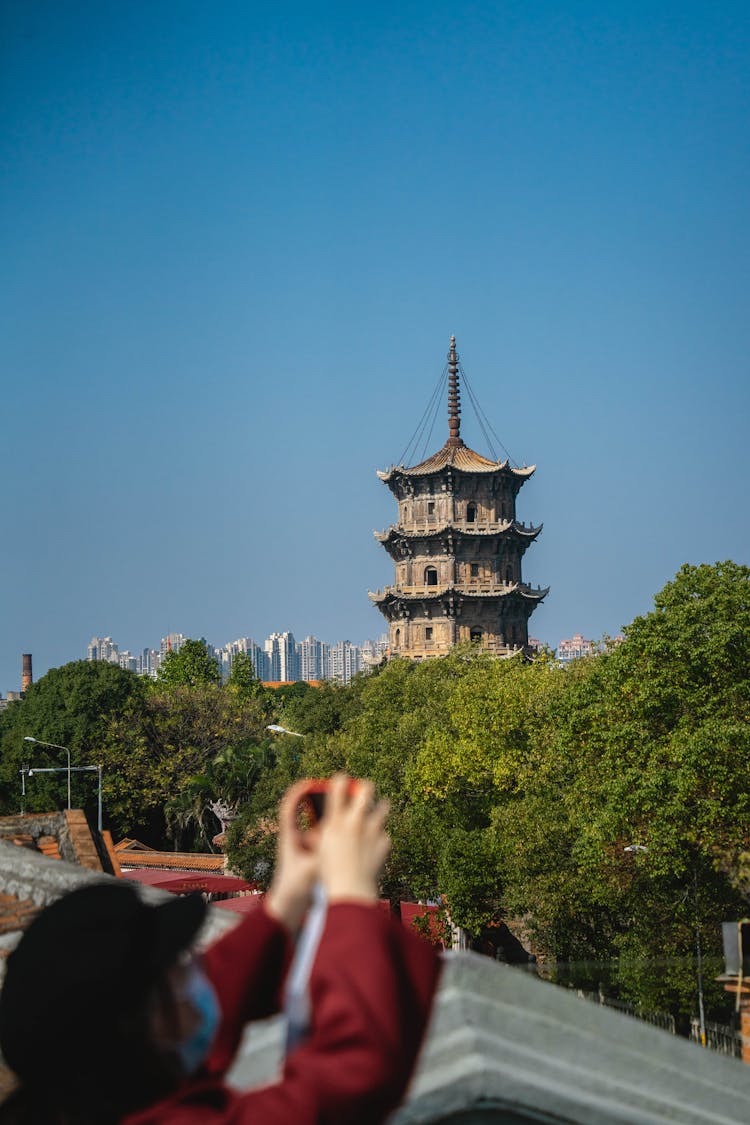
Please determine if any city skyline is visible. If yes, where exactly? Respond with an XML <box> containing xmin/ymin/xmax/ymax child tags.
<box><xmin>0</xmin><ymin>623</ymin><xmax>596</xmax><ymax>699</ymax></box>
<box><xmin>3</xmin><ymin>5</ymin><xmax>749</xmax><ymax>694</ymax></box>
<box><xmin>86</xmin><ymin>628</ymin><xmax>389</xmax><ymax>687</ymax></box>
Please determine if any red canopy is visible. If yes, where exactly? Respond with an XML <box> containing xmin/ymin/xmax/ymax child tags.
<box><xmin>400</xmin><ymin>902</ymin><xmax>448</xmax><ymax>949</ymax></box>
<box><xmin>123</xmin><ymin>869</ymin><xmax>253</xmax><ymax>895</ymax></box>
<box><xmin>122</xmin><ymin>869</ymin><xmax>191</xmax><ymax>887</ymax></box>
<box><xmin>213</xmin><ymin>894</ymin><xmax>265</xmax><ymax>914</ymax></box>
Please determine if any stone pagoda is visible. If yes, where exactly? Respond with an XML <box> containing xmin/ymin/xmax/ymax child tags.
<box><xmin>370</xmin><ymin>337</ymin><xmax>547</xmax><ymax>659</ymax></box>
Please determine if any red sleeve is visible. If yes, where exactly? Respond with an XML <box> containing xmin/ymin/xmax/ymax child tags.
<box><xmin>201</xmin><ymin>904</ymin><xmax>292</xmax><ymax>1076</ymax></box>
<box><xmin>225</xmin><ymin>901</ymin><xmax>441</xmax><ymax>1125</ymax></box>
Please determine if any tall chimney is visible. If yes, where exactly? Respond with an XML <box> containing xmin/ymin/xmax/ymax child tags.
<box><xmin>21</xmin><ymin>654</ymin><xmax>32</xmax><ymax>693</ymax></box>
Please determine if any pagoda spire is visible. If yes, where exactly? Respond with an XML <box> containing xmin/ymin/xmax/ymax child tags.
<box><xmin>447</xmin><ymin>335</ymin><xmax>462</xmax><ymax>445</ymax></box>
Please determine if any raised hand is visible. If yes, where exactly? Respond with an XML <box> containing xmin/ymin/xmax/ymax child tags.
<box><xmin>318</xmin><ymin>774</ymin><xmax>391</xmax><ymax>903</ymax></box>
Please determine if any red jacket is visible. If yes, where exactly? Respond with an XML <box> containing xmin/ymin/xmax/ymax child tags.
<box><xmin>124</xmin><ymin>902</ymin><xmax>441</xmax><ymax>1124</ymax></box>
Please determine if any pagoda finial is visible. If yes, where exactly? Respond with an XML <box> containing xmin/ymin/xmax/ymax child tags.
<box><xmin>447</xmin><ymin>334</ymin><xmax>461</xmax><ymax>444</ymax></box>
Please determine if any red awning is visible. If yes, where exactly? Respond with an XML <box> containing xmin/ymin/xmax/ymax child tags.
<box><xmin>122</xmin><ymin>870</ymin><xmax>253</xmax><ymax>895</ymax></box>
<box><xmin>400</xmin><ymin>901</ymin><xmax>440</xmax><ymax>923</ymax></box>
<box><xmin>400</xmin><ymin>902</ymin><xmax>447</xmax><ymax>948</ymax></box>
<box><xmin>122</xmin><ymin>869</ymin><xmax>191</xmax><ymax>886</ymax></box>
<box><xmin>213</xmin><ymin>894</ymin><xmax>265</xmax><ymax>914</ymax></box>
<box><xmin>151</xmin><ymin>874</ymin><xmax>253</xmax><ymax>895</ymax></box>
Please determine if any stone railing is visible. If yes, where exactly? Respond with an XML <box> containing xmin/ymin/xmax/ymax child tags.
<box><xmin>374</xmin><ymin>581</ymin><xmax>529</xmax><ymax>598</ymax></box>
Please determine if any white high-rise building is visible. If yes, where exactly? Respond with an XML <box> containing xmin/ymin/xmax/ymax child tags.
<box><xmin>117</xmin><ymin>651</ymin><xmax>139</xmax><ymax>674</ymax></box>
<box><xmin>329</xmin><ymin>640</ymin><xmax>362</xmax><ymax>685</ymax></box>
<box><xmin>139</xmin><ymin>648</ymin><xmax>160</xmax><ymax>678</ymax></box>
<box><xmin>219</xmin><ymin>638</ymin><xmax>269</xmax><ymax>683</ymax></box>
<box><xmin>264</xmin><ymin>632</ymin><xmax>300</xmax><ymax>682</ymax></box>
<box><xmin>360</xmin><ymin>634</ymin><xmax>389</xmax><ymax>671</ymax></box>
<box><xmin>297</xmin><ymin>636</ymin><xmax>330</xmax><ymax>681</ymax></box>
<box><xmin>87</xmin><ymin>637</ymin><xmax>119</xmax><ymax>663</ymax></box>
<box><xmin>160</xmin><ymin>633</ymin><xmax>187</xmax><ymax>659</ymax></box>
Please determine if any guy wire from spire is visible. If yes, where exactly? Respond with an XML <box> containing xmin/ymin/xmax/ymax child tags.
<box><xmin>419</xmin><ymin>374</ymin><xmax>444</xmax><ymax>461</ymax></box>
<box><xmin>397</xmin><ymin>363</ymin><xmax>448</xmax><ymax>467</ymax></box>
<box><xmin>459</xmin><ymin>362</ymin><xmax>520</xmax><ymax>466</ymax></box>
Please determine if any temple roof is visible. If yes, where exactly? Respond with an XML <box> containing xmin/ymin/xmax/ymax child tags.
<box><xmin>369</xmin><ymin>582</ymin><xmax>549</xmax><ymax>606</ymax></box>
<box><xmin>379</xmin><ymin>336</ymin><xmax>535</xmax><ymax>483</ymax></box>
<box><xmin>374</xmin><ymin>519</ymin><xmax>543</xmax><ymax>544</ymax></box>
<box><xmin>377</xmin><ymin>443</ymin><xmax>536</xmax><ymax>481</ymax></box>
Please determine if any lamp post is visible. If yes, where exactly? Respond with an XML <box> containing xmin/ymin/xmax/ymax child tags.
<box><xmin>22</xmin><ymin>763</ymin><xmax>104</xmax><ymax>831</ymax></box>
<box><xmin>266</xmin><ymin>724</ymin><xmax>304</xmax><ymax>738</ymax></box>
<box><xmin>23</xmin><ymin>737</ymin><xmax>71</xmax><ymax>810</ymax></box>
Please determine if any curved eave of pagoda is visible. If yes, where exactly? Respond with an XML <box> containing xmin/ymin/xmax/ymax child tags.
<box><xmin>376</xmin><ymin>457</ymin><xmax>536</xmax><ymax>485</ymax></box>
<box><xmin>373</xmin><ymin>520</ymin><xmax>543</xmax><ymax>546</ymax></box>
<box><xmin>369</xmin><ymin>584</ymin><xmax>549</xmax><ymax>606</ymax></box>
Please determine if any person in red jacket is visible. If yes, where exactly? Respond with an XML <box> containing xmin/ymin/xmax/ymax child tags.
<box><xmin>0</xmin><ymin>776</ymin><xmax>440</xmax><ymax>1124</ymax></box>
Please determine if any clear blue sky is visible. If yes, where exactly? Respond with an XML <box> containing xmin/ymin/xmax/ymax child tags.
<box><xmin>2</xmin><ymin>1</ymin><xmax>749</xmax><ymax>691</ymax></box>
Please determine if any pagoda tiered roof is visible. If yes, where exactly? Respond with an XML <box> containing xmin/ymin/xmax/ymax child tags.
<box><xmin>374</xmin><ymin>519</ymin><xmax>543</xmax><ymax>547</ymax></box>
<box><xmin>369</xmin><ymin>581</ymin><xmax>549</xmax><ymax>608</ymax></box>
<box><xmin>377</xmin><ymin>441</ymin><xmax>536</xmax><ymax>483</ymax></box>
<box><xmin>371</xmin><ymin>336</ymin><xmax>547</xmax><ymax>654</ymax></box>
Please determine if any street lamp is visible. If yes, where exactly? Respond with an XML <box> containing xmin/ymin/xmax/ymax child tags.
<box><xmin>23</xmin><ymin>737</ymin><xmax>71</xmax><ymax>810</ymax></box>
<box><xmin>21</xmin><ymin>762</ymin><xmax>104</xmax><ymax>831</ymax></box>
<box><xmin>266</xmin><ymin>724</ymin><xmax>304</xmax><ymax>738</ymax></box>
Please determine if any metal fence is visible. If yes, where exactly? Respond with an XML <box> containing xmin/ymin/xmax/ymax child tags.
<box><xmin>690</xmin><ymin>1017</ymin><xmax>743</xmax><ymax>1058</ymax></box>
<box><xmin>575</xmin><ymin>989</ymin><xmax>676</xmax><ymax>1034</ymax></box>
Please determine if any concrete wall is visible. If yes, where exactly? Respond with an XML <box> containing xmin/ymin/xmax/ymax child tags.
<box><xmin>228</xmin><ymin>952</ymin><xmax>750</xmax><ymax>1124</ymax></box>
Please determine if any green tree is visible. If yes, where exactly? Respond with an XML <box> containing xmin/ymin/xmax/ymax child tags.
<box><xmin>0</xmin><ymin>660</ymin><xmax>145</xmax><ymax>818</ymax></box>
<box><xmin>494</xmin><ymin>563</ymin><xmax>750</xmax><ymax>990</ymax></box>
<box><xmin>227</xmin><ymin>651</ymin><xmax>264</xmax><ymax>698</ymax></box>
<box><xmin>157</xmin><ymin>639</ymin><xmax>221</xmax><ymax>688</ymax></box>
<box><xmin>101</xmin><ymin>682</ymin><xmax>268</xmax><ymax>841</ymax></box>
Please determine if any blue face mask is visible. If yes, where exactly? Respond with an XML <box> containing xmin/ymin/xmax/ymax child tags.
<box><xmin>175</xmin><ymin>965</ymin><xmax>221</xmax><ymax>1076</ymax></box>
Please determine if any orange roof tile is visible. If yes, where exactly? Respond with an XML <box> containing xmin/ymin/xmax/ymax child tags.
<box><xmin>115</xmin><ymin>849</ymin><xmax>225</xmax><ymax>872</ymax></box>
<box><xmin>262</xmin><ymin>680</ymin><xmax>324</xmax><ymax>688</ymax></box>
<box><xmin>37</xmin><ymin>835</ymin><xmax>61</xmax><ymax>860</ymax></box>
<box><xmin>114</xmin><ymin>837</ymin><xmax>152</xmax><ymax>852</ymax></box>
<box><xmin>0</xmin><ymin>892</ymin><xmax>40</xmax><ymax>937</ymax></box>
<box><xmin>378</xmin><ymin>441</ymin><xmax>536</xmax><ymax>481</ymax></box>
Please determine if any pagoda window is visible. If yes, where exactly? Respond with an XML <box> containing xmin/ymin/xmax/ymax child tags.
<box><xmin>424</xmin><ymin>566</ymin><xmax>438</xmax><ymax>586</ymax></box>
<box><xmin>467</xmin><ymin>503</ymin><xmax>477</xmax><ymax>523</ymax></box>
<box><xmin>427</xmin><ymin>501</ymin><xmax>435</xmax><ymax>516</ymax></box>
<box><xmin>505</xmin><ymin>567</ymin><xmax>513</xmax><ymax>584</ymax></box>
<box><xmin>425</xmin><ymin>626</ymin><xmax>433</xmax><ymax>642</ymax></box>
<box><xmin>470</xmin><ymin>627</ymin><xmax>483</xmax><ymax>644</ymax></box>
<box><xmin>470</xmin><ymin>563</ymin><xmax>479</xmax><ymax>578</ymax></box>
<box><xmin>394</xmin><ymin>628</ymin><xmax>400</xmax><ymax>648</ymax></box>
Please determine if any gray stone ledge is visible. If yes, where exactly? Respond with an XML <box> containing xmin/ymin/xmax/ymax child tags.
<box><xmin>227</xmin><ymin>952</ymin><xmax>750</xmax><ymax>1124</ymax></box>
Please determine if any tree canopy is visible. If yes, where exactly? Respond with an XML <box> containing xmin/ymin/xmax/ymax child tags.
<box><xmin>157</xmin><ymin>639</ymin><xmax>221</xmax><ymax>688</ymax></box>
<box><xmin>2</xmin><ymin>564</ymin><xmax>748</xmax><ymax>1023</ymax></box>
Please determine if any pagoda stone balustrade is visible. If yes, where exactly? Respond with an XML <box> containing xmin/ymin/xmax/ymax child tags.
<box><xmin>383</xmin><ymin>519</ymin><xmax>538</xmax><ymax>535</ymax></box>
<box><xmin>373</xmin><ymin>582</ymin><xmax>545</xmax><ymax>599</ymax></box>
